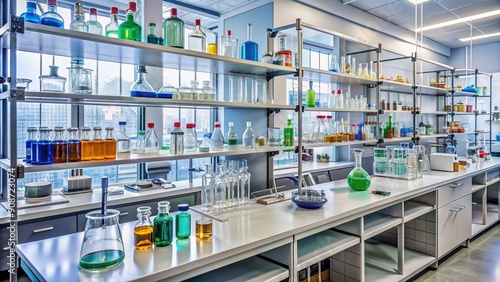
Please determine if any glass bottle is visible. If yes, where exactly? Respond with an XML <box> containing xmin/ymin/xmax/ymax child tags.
<box><xmin>145</xmin><ymin>123</ymin><xmax>159</xmax><ymax>153</ymax></box>
<box><xmin>357</xmin><ymin>63</ymin><xmax>363</xmax><ymax>77</ymax></box>
<box><xmin>116</xmin><ymin>121</ymin><xmax>131</xmax><ymax>154</ymax></box>
<box><xmin>67</xmin><ymin>127</ymin><xmax>81</xmax><ymax>162</ymax></box>
<box><xmin>419</xmin><ymin>116</ymin><xmax>426</xmax><ymax>136</ymax></box>
<box><xmin>92</xmin><ymin>127</ymin><xmax>104</xmax><ymax>160</ymax></box>
<box><xmin>118</xmin><ymin>3</ymin><xmax>141</xmax><ymax>41</ymax></box>
<box><xmin>70</xmin><ymin>2</ymin><xmax>88</xmax><ymax>32</ymax></box>
<box><xmin>227</xmin><ymin>161</ymin><xmax>240</xmax><ymax>207</ymax></box>
<box><xmin>25</xmin><ymin>127</ymin><xmax>37</xmax><ymax>164</ymax></box>
<box><xmin>40</xmin><ymin>0</ymin><xmax>64</xmax><ymax>28</ymax></box>
<box><xmin>344</xmin><ymin>55</ymin><xmax>351</xmax><ymax>74</ymax></box>
<box><xmin>336</xmin><ymin>90</ymin><xmax>344</xmax><ymax>109</ymax></box>
<box><xmin>39</xmin><ymin>65</ymin><xmax>66</xmax><ymax>93</ymax></box>
<box><xmin>52</xmin><ymin>127</ymin><xmax>67</xmax><ymax>163</ymax></box>
<box><xmin>226</xmin><ymin>122</ymin><xmax>238</xmax><ymax>150</ymax></box>
<box><xmin>190</xmin><ymin>80</ymin><xmax>201</xmax><ymax>100</ymax></box>
<box><xmin>199</xmin><ymin>129</ymin><xmax>211</xmax><ymax>153</ymax></box>
<box><xmin>242</xmin><ymin>122</ymin><xmax>256</xmax><ymax>149</ymax></box>
<box><xmin>306</xmin><ymin>81</ymin><xmax>316</xmax><ymax>108</ymax></box>
<box><xmin>104</xmin><ymin>127</ymin><xmax>116</xmax><ymax>159</ymax></box>
<box><xmin>284</xmin><ymin>118</ymin><xmax>294</xmax><ymax>147</ymax></box>
<box><xmin>196</xmin><ymin>217</ymin><xmax>212</xmax><ymax>240</ymax></box>
<box><xmin>136</xmin><ymin>130</ymin><xmax>146</xmax><ymax>154</ymax></box>
<box><xmin>67</xmin><ymin>58</ymin><xmax>93</xmax><ymax>94</ymax></box>
<box><xmin>130</xmin><ymin>65</ymin><xmax>156</xmax><ymax>98</ymax></box>
<box><xmin>220</xmin><ymin>30</ymin><xmax>239</xmax><ymax>58</ymax></box>
<box><xmin>154</xmin><ymin>201</ymin><xmax>173</xmax><ymax>247</ymax></box>
<box><xmin>147</xmin><ymin>23</ymin><xmax>159</xmax><ymax>44</ymax></box>
<box><xmin>347</xmin><ymin>149</ymin><xmax>371</xmax><ymax>191</ymax></box>
<box><xmin>188</xmin><ymin>19</ymin><xmax>207</xmax><ymax>52</ymax></box>
<box><xmin>201</xmin><ymin>164</ymin><xmax>215</xmax><ymax>212</ymax></box>
<box><xmin>30</xmin><ymin>128</ymin><xmax>41</xmax><ymax>165</ymax></box>
<box><xmin>214</xmin><ymin>164</ymin><xmax>227</xmax><ymax>211</ymax></box>
<box><xmin>239</xmin><ymin>159</ymin><xmax>251</xmax><ymax>205</ymax></box>
<box><xmin>184</xmin><ymin>123</ymin><xmax>198</xmax><ymax>152</ymax></box>
<box><xmin>384</xmin><ymin>115</ymin><xmax>393</xmax><ymax>139</ymax></box>
<box><xmin>105</xmin><ymin>7</ymin><xmax>119</xmax><ymax>37</ymax></box>
<box><xmin>164</xmin><ymin>8</ymin><xmax>184</xmax><ymax>48</ymax></box>
<box><xmin>328</xmin><ymin>90</ymin><xmax>337</xmax><ymax>108</ymax></box>
<box><xmin>20</xmin><ymin>1</ymin><xmax>41</xmax><ymax>24</ymax></box>
<box><xmin>210</xmin><ymin>122</ymin><xmax>224</xmax><ymax>151</ymax></box>
<box><xmin>312</xmin><ymin>115</ymin><xmax>328</xmax><ymax>143</ymax></box>
<box><xmin>81</xmin><ymin>127</ymin><xmax>93</xmax><ymax>161</ymax></box>
<box><xmin>134</xmin><ymin>206</ymin><xmax>153</xmax><ymax>250</ymax></box>
<box><xmin>329</xmin><ymin>55</ymin><xmax>340</xmax><ymax>72</ymax></box>
<box><xmin>87</xmin><ymin>8</ymin><xmax>103</xmax><ymax>35</ymax></box>
<box><xmin>170</xmin><ymin>122</ymin><xmax>184</xmax><ymax>155</ymax></box>
<box><xmin>241</xmin><ymin>23</ymin><xmax>258</xmax><ymax>61</ymax></box>
<box><xmin>158</xmin><ymin>85</ymin><xmax>178</xmax><ymax>99</ymax></box>
<box><xmin>36</xmin><ymin>128</ymin><xmax>53</xmax><ymax>165</ymax></box>
<box><xmin>276</xmin><ymin>35</ymin><xmax>292</xmax><ymax>67</ymax></box>
<box><xmin>176</xmin><ymin>204</ymin><xmax>191</xmax><ymax>239</ymax></box>
<box><xmin>426</xmin><ymin>121</ymin><xmax>434</xmax><ymax>135</ymax></box>
<box><xmin>201</xmin><ymin>81</ymin><xmax>216</xmax><ymax>101</ymax></box>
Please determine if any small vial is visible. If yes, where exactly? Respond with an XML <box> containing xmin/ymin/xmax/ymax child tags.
<box><xmin>195</xmin><ymin>217</ymin><xmax>212</xmax><ymax>239</ymax></box>
<box><xmin>176</xmin><ymin>204</ymin><xmax>191</xmax><ymax>239</ymax></box>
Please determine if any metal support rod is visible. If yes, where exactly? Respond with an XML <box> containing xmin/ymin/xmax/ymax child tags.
<box><xmin>375</xmin><ymin>44</ymin><xmax>381</xmax><ymax>144</ymax></box>
<box><xmin>412</xmin><ymin>53</ymin><xmax>417</xmax><ymax>145</ymax></box>
<box><xmin>296</xmin><ymin>18</ymin><xmax>303</xmax><ymax>192</ymax></box>
<box><xmin>451</xmin><ymin>69</ymin><xmax>455</xmax><ymax>146</ymax></box>
<box><xmin>474</xmin><ymin>69</ymin><xmax>478</xmax><ymax>136</ymax></box>
<box><xmin>345</xmin><ymin>48</ymin><xmax>379</xmax><ymax>56</ymax></box>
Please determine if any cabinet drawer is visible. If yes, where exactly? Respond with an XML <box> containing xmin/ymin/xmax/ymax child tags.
<box><xmin>437</xmin><ymin>177</ymin><xmax>471</xmax><ymax>207</ymax></box>
<box><xmin>437</xmin><ymin>195</ymin><xmax>471</xmax><ymax>257</ymax></box>
<box><xmin>18</xmin><ymin>215</ymin><xmax>77</xmax><ymax>244</ymax></box>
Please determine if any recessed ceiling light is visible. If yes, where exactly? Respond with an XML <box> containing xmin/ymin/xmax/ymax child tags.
<box><xmin>416</xmin><ymin>9</ymin><xmax>500</xmax><ymax>32</ymax></box>
<box><xmin>459</xmin><ymin>32</ymin><xmax>500</xmax><ymax>42</ymax></box>
<box><xmin>407</xmin><ymin>0</ymin><xmax>430</xmax><ymax>4</ymax></box>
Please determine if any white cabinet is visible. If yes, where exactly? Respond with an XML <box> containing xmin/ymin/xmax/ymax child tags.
<box><xmin>437</xmin><ymin>194</ymin><xmax>471</xmax><ymax>258</ymax></box>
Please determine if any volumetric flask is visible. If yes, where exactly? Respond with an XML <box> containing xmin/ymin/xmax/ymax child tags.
<box><xmin>79</xmin><ymin>209</ymin><xmax>125</xmax><ymax>271</ymax></box>
<box><xmin>229</xmin><ymin>74</ymin><xmax>242</xmax><ymax>102</ymax></box>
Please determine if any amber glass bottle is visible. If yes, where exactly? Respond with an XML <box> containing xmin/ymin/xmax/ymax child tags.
<box><xmin>92</xmin><ymin>127</ymin><xmax>104</xmax><ymax>160</ymax></box>
<box><xmin>81</xmin><ymin>127</ymin><xmax>93</xmax><ymax>161</ymax></box>
<box><xmin>104</xmin><ymin>127</ymin><xmax>116</xmax><ymax>159</ymax></box>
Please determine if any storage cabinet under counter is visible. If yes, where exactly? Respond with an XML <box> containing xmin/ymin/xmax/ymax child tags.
<box><xmin>18</xmin><ymin>215</ymin><xmax>77</xmax><ymax>244</ymax></box>
<box><xmin>437</xmin><ymin>194</ymin><xmax>472</xmax><ymax>258</ymax></box>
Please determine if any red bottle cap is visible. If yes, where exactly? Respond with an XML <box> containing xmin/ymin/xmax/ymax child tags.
<box><xmin>147</xmin><ymin>122</ymin><xmax>154</xmax><ymax>128</ymax></box>
<box><xmin>195</xmin><ymin>19</ymin><xmax>201</xmax><ymax>26</ymax></box>
<box><xmin>331</xmin><ymin>90</ymin><xmax>336</xmax><ymax>94</ymax></box>
<box><xmin>337</xmin><ymin>90</ymin><xmax>342</xmax><ymax>94</ymax></box>
<box><xmin>48</xmin><ymin>0</ymin><xmax>57</xmax><ymax>5</ymax></box>
<box><xmin>227</xmin><ymin>30</ymin><xmax>232</xmax><ymax>36</ymax></box>
<box><xmin>186</xmin><ymin>123</ymin><xmax>196</xmax><ymax>128</ymax></box>
<box><xmin>174</xmin><ymin>122</ymin><xmax>181</xmax><ymax>127</ymax></box>
<box><xmin>128</xmin><ymin>2</ymin><xmax>136</xmax><ymax>12</ymax></box>
<box><xmin>110</xmin><ymin>7</ymin><xmax>118</xmax><ymax>14</ymax></box>
<box><xmin>171</xmin><ymin>8</ymin><xmax>177</xmax><ymax>17</ymax></box>
<box><xmin>327</xmin><ymin>115</ymin><xmax>333</xmax><ymax>119</ymax></box>
<box><xmin>214</xmin><ymin>122</ymin><xmax>220</xmax><ymax>128</ymax></box>
<box><xmin>90</xmin><ymin>8</ymin><xmax>97</xmax><ymax>15</ymax></box>
<box><xmin>317</xmin><ymin>115</ymin><xmax>325</xmax><ymax>119</ymax></box>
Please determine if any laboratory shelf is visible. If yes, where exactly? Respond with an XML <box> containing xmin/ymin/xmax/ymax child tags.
<box><xmin>450</xmin><ymin>131</ymin><xmax>490</xmax><ymax>136</ymax></box>
<box><xmin>184</xmin><ymin>256</ymin><xmax>289</xmax><ymax>282</ymax></box>
<box><xmin>304</xmin><ymin>107</ymin><xmax>377</xmax><ymax>113</ymax></box>
<box><xmin>364</xmin><ymin>241</ymin><xmax>436</xmax><ymax>282</ymax></box>
<box><xmin>381</xmin><ymin>135</ymin><xmax>447</xmax><ymax>144</ymax></box>
<box><xmin>296</xmin><ymin>229</ymin><xmax>360</xmax><ymax>269</ymax></box>
<box><xmin>471</xmin><ymin>204</ymin><xmax>499</xmax><ymax>237</ymax></box>
<box><xmin>302</xmin><ymin>67</ymin><xmax>378</xmax><ymax>85</ymax></box>
<box><xmin>0</xmin><ymin>145</ymin><xmax>296</xmax><ymax>173</ymax></box>
<box><xmin>447</xmin><ymin>91</ymin><xmax>481</xmax><ymax>97</ymax></box>
<box><xmin>302</xmin><ymin>140</ymin><xmax>377</xmax><ymax>149</ymax></box>
<box><xmin>363</xmin><ymin>213</ymin><xmax>402</xmax><ymax>239</ymax></box>
<box><xmin>381</xmin><ymin>110</ymin><xmax>447</xmax><ymax>115</ymax></box>
<box><xmin>449</xmin><ymin>112</ymin><xmax>490</xmax><ymax>116</ymax></box>
<box><xmin>471</xmin><ymin>184</ymin><xmax>486</xmax><ymax>193</ymax></box>
<box><xmin>1</xmin><ymin>23</ymin><xmax>296</xmax><ymax>77</ymax></box>
<box><xmin>379</xmin><ymin>81</ymin><xmax>413</xmax><ymax>94</ymax></box>
<box><xmin>0</xmin><ymin>91</ymin><xmax>296</xmax><ymax>110</ymax></box>
<box><xmin>486</xmin><ymin>177</ymin><xmax>500</xmax><ymax>186</ymax></box>
<box><xmin>416</xmin><ymin>85</ymin><xmax>448</xmax><ymax>95</ymax></box>
<box><xmin>403</xmin><ymin>201</ymin><xmax>435</xmax><ymax>223</ymax></box>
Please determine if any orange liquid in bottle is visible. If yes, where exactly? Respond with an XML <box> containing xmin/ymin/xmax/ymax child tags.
<box><xmin>81</xmin><ymin>140</ymin><xmax>93</xmax><ymax>161</ymax></box>
<box><xmin>92</xmin><ymin>140</ymin><xmax>105</xmax><ymax>160</ymax></box>
<box><xmin>104</xmin><ymin>139</ymin><xmax>117</xmax><ymax>159</ymax></box>
<box><xmin>277</xmin><ymin>50</ymin><xmax>293</xmax><ymax>67</ymax></box>
<box><xmin>207</xmin><ymin>43</ymin><xmax>217</xmax><ymax>55</ymax></box>
<box><xmin>134</xmin><ymin>226</ymin><xmax>154</xmax><ymax>251</ymax></box>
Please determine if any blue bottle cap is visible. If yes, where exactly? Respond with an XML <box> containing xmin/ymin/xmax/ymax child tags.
<box><xmin>119</xmin><ymin>121</ymin><xmax>126</xmax><ymax>125</ymax></box>
<box><xmin>178</xmin><ymin>204</ymin><xmax>189</xmax><ymax>211</ymax></box>
<box><xmin>27</xmin><ymin>1</ymin><xmax>37</xmax><ymax>9</ymax></box>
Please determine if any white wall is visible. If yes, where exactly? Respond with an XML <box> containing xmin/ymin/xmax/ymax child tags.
<box><xmin>449</xmin><ymin>42</ymin><xmax>500</xmax><ymax>74</ymax></box>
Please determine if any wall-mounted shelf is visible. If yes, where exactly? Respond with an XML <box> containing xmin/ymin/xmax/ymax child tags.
<box><xmin>304</xmin><ymin>107</ymin><xmax>377</xmax><ymax>113</ymax></box>
<box><xmin>302</xmin><ymin>67</ymin><xmax>378</xmax><ymax>85</ymax></box>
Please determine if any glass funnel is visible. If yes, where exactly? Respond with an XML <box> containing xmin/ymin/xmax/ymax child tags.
<box><xmin>347</xmin><ymin>148</ymin><xmax>371</xmax><ymax>191</ymax></box>
<box><xmin>79</xmin><ymin>209</ymin><xmax>125</xmax><ymax>271</ymax></box>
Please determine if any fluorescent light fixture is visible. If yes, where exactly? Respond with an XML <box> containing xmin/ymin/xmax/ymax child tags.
<box><xmin>416</xmin><ymin>9</ymin><xmax>500</xmax><ymax>32</ymax></box>
<box><xmin>459</xmin><ymin>32</ymin><xmax>500</xmax><ymax>42</ymax></box>
<box><xmin>407</xmin><ymin>0</ymin><xmax>429</xmax><ymax>4</ymax></box>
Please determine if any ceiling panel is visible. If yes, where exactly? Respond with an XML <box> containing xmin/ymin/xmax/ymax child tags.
<box><xmin>441</xmin><ymin>0</ymin><xmax>492</xmax><ymax>11</ymax></box>
<box><xmin>363</xmin><ymin>1</ymin><xmax>414</xmax><ymax>18</ymax></box>
<box><xmin>350</xmin><ymin>0</ymin><xmax>400</xmax><ymax>11</ymax></box>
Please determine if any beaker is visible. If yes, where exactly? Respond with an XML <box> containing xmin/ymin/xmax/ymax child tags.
<box><xmin>254</xmin><ymin>77</ymin><xmax>267</xmax><ymax>104</ymax></box>
<box><xmin>229</xmin><ymin>74</ymin><xmax>242</xmax><ymax>102</ymax></box>
<box><xmin>67</xmin><ymin>59</ymin><xmax>93</xmax><ymax>94</ymax></box>
<box><xmin>244</xmin><ymin>76</ymin><xmax>255</xmax><ymax>103</ymax></box>
<box><xmin>267</xmin><ymin>127</ymin><xmax>281</xmax><ymax>147</ymax></box>
<box><xmin>79</xmin><ymin>209</ymin><xmax>125</xmax><ymax>271</ymax></box>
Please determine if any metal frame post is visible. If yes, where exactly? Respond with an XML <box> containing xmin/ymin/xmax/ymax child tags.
<box><xmin>296</xmin><ymin>19</ymin><xmax>303</xmax><ymax>192</ymax></box>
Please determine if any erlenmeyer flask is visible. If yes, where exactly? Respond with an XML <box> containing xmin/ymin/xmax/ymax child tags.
<box><xmin>79</xmin><ymin>209</ymin><xmax>125</xmax><ymax>271</ymax></box>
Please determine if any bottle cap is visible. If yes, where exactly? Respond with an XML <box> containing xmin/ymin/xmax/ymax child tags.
<box><xmin>110</xmin><ymin>7</ymin><xmax>118</xmax><ymax>14</ymax></box>
<box><xmin>227</xmin><ymin>30</ymin><xmax>232</xmax><ymax>36</ymax></box>
<box><xmin>27</xmin><ymin>1</ymin><xmax>37</xmax><ymax>9</ymax></box>
<box><xmin>105</xmin><ymin>127</ymin><xmax>114</xmax><ymax>130</ymax></box>
<box><xmin>186</xmin><ymin>123</ymin><xmax>195</xmax><ymax>128</ymax></box>
<box><xmin>337</xmin><ymin>90</ymin><xmax>342</xmax><ymax>94</ymax></box>
<box><xmin>27</xmin><ymin>127</ymin><xmax>37</xmax><ymax>132</ymax></box>
<box><xmin>171</xmin><ymin>8</ymin><xmax>177</xmax><ymax>17</ymax></box>
<box><xmin>317</xmin><ymin>115</ymin><xmax>325</xmax><ymax>119</ymax></box>
<box><xmin>119</xmin><ymin>121</ymin><xmax>126</xmax><ymax>125</ymax></box>
<box><xmin>138</xmin><ymin>130</ymin><xmax>145</xmax><ymax>136</ymax></box>
<box><xmin>149</xmin><ymin>22</ymin><xmax>156</xmax><ymax>27</ymax></box>
<box><xmin>48</xmin><ymin>0</ymin><xmax>57</xmax><ymax>6</ymax></box>
<box><xmin>228</xmin><ymin>122</ymin><xmax>234</xmax><ymax>127</ymax></box>
<box><xmin>214</xmin><ymin>122</ymin><xmax>220</xmax><ymax>128</ymax></box>
<box><xmin>178</xmin><ymin>203</ymin><xmax>189</xmax><ymax>211</ymax></box>
<box><xmin>195</xmin><ymin>19</ymin><xmax>201</xmax><ymax>26</ymax></box>
<box><xmin>128</xmin><ymin>2</ymin><xmax>136</xmax><ymax>11</ymax></box>
<box><xmin>327</xmin><ymin>115</ymin><xmax>333</xmax><ymax>119</ymax></box>
<box><xmin>89</xmin><ymin>8</ymin><xmax>97</xmax><ymax>15</ymax></box>
<box><xmin>174</xmin><ymin>122</ymin><xmax>181</xmax><ymax>127</ymax></box>
<box><xmin>93</xmin><ymin>126</ymin><xmax>102</xmax><ymax>130</ymax></box>
<box><xmin>246</xmin><ymin>122</ymin><xmax>251</xmax><ymax>127</ymax></box>
<box><xmin>331</xmin><ymin>90</ymin><xmax>336</xmax><ymax>94</ymax></box>
<box><xmin>147</xmin><ymin>122</ymin><xmax>154</xmax><ymax>128</ymax></box>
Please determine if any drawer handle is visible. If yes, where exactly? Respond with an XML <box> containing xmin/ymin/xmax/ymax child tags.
<box><xmin>119</xmin><ymin>212</ymin><xmax>129</xmax><ymax>216</ymax></box>
<box><xmin>449</xmin><ymin>182</ymin><xmax>463</xmax><ymax>188</ymax></box>
<box><xmin>33</xmin><ymin>227</ymin><xmax>54</xmax><ymax>233</ymax></box>
<box><xmin>449</xmin><ymin>205</ymin><xmax>466</xmax><ymax>213</ymax></box>
<box><xmin>3</xmin><ymin>247</ymin><xmax>10</xmax><ymax>251</ymax></box>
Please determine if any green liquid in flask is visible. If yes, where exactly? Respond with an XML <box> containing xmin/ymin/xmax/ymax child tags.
<box><xmin>79</xmin><ymin>250</ymin><xmax>125</xmax><ymax>270</ymax></box>
<box><xmin>347</xmin><ymin>149</ymin><xmax>371</xmax><ymax>191</ymax></box>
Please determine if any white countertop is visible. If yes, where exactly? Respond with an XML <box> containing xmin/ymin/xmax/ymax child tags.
<box><xmin>16</xmin><ymin>159</ymin><xmax>500</xmax><ymax>281</ymax></box>
<box><xmin>273</xmin><ymin>161</ymin><xmax>354</xmax><ymax>178</ymax></box>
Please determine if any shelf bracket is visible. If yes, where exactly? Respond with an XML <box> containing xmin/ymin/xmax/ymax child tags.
<box><xmin>268</xmin><ymin>151</ymin><xmax>280</xmax><ymax>157</ymax></box>
<box><xmin>268</xmin><ymin>108</ymin><xmax>281</xmax><ymax>115</ymax></box>
<box><xmin>295</xmin><ymin>105</ymin><xmax>304</xmax><ymax>113</ymax></box>
<box><xmin>16</xmin><ymin>164</ymin><xmax>25</xmax><ymax>179</ymax></box>
<box><xmin>10</xmin><ymin>89</ymin><xmax>25</xmax><ymax>100</ymax></box>
<box><xmin>378</xmin><ymin>109</ymin><xmax>384</xmax><ymax>115</ymax></box>
<box><xmin>10</xmin><ymin>15</ymin><xmax>25</xmax><ymax>34</ymax></box>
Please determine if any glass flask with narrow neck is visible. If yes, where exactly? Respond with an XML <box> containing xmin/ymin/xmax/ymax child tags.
<box><xmin>227</xmin><ymin>122</ymin><xmax>238</xmax><ymax>150</ymax></box>
<box><xmin>40</xmin><ymin>0</ymin><xmax>64</xmax><ymax>28</ymax></box>
<box><xmin>105</xmin><ymin>7</ymin><xmax>119</xmax><ymax>37</ymax></box>
<box><xmin>347</xmin><ymin>149</ymin><xmax>371</xmax><ymax>191</ymax></box>
<box><xmin>147</xmin><ymin>23</ymin><xmax>159</xmax><ymax>44</ymax></box>
<box><xmin>164</xmin><ymin>8</ymin><xmax>184</xmax><ymax>48</ymax></box>
<box><xmin>199</xmin><ymin>129</ymin><xmax>211</xmax><ymax>153</ymax></box>
<box><xmin>210</xmin><ymin>122</ymin><xmax>224</xmax><ymax>151</ymax></box>
<box><xmin>241</xmin><ymin>23</ymin><xmax>258</xmax><ymax>61</ymax></box>
<box><xmin>70</xmin><ymin>2</ymin><xmax>88</xmax><ymax>32</ymax></box>
<box><xmin>188</xmin><ymin>19</ymin><xmax>206</xmax><ymax>52</ymax></box>
<box><xmin>329</xmin><ymin>55</ymin><xmax>340</xmax><ymax>72</ymax></box>
<box><xmin>87</xmin><ymin>8</ymin><xmax>103</xmax><ymax>35</ymax></box>
<box><xmin>116</xmin><ymin>121</ymin><xmax>131</xmax><ymax>153</ymax></box>
<box><xmin>145</xmin><ymin>123</ymin><xmax>159</xmax><ymax>153</ymax></box>
<box><xmin>118</xmin><ymin>3</ymin><xmax>141</xmax><ymax>41</ymax></box>
<box><xmin>242</xmin><ymin>122</ymin><xmax>256</xmax><ymax>149</ymax></box>
<box><xmin>130</xmin><ymin>65</ymin><xmax>156</xmax><ymax>98</ymax></box>
<box><xmin>154</xmin><ymin>201</ymin><xmax>173</xmax><ymax>247</ymax></box>
<box><xmin>134</xmin><ymin>206</ymin><xmax>153</xmax><ymax>250</ymax></box>
<box><xmin>20</xmin><ymin>1</ymin><xmax>41</xmax><ymax>24</ymax></box>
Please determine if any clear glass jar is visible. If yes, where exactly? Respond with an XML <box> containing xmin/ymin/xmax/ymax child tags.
<box><xmin>145</xmin><ymin>123</ymin><xmax>159</xmax><ymax>153</ymax></box>
<box><xmin>312</xmin><ymin>115</ymin><xmax>328</xmax><ymax>143</ymax></box>
<box><xmin>184</xmin><ymin>123</ymin><xmax>198</xmax><ymax>152</ymax></box>
<box><xmin>243</xmin><ymin>76</ymin><xmax>255</xmax><ymax>103</ymax></box>
<box><xmin>147</xmin><ymin>23</ymin><xmax>159</xmax><ymax>44</ymax></box>
<box><xmin>154</xmin><ymin>201</ymin><xmax>173</xmax><ymax>247</ymax></box>
<box><xmin>190</xmin><ymin>80</ymin><xmax>202</xmax><ymax>100</ymax></box>
<box><xmin>210</xmin><ymin>122</ymin><xmax>224</xmax><ymax>151</ymax></box>
<box><xmin>226</xmin><ymin>122</ymin><xmax>238</xmax><ymax>150</ymax></box>
<box><xmin>239</xmin><ymin>160</ymin><xmax>251</xmax><ymax>205</ymax></box>
<box><xmin>254</xmin><ymin>77</ymin><xmax>267</xmax><ymax>104</ymax></box>
<box><xmin>67</xmin><ymin>58</ymin><xmax>93</xmax><ymax>94</ymax></box>
<box><xmin>170</xmin><ymin>122</ymin><xmax>184</xmax><ymax>155</ymax></box>
<box><xmin>220</xmin><ymin>30</ymin><xmax>239</xmax><ymax>58</ymax></box>
<box><xmin>134</xmin><ymin>206</ymin><xmax>153</xmax><ymax>250</ymax></box>
<box><xmin>187</xmin><ymin>19</ymin><xmax>206</xmax><ymax>52</ymax></box>
<box><xmin>116</xmin><ymin>121</ymin><xmax>131</xmax><ymax>154</ymax></box>
<box><xmin>92</xmin><ymin>127</ymin><xmax>105</xmax><ymax>160</ymax></box>
<box><xmin>178</xmin><ymin>84</ymin><xmax>192</xmax><ymax>100</ymax></box>
<box><xmin>52</xmin><ymin>127</ymin><xmax>67</xmax><ymax>163</ymax></box>
<box><xmin>39</xmin><ymin>65</ymin><xmax>66</xmax><ymax>93</ymax></box>
<box><xmin>242</xmin><ymin>122</ymin><xmax>256</xmax><ymax>149</ymax></box>
<box><xmin>158</xmin><ymin>85</ymin><xmax>178</xmax><ymax>99</ymax></box>
<box><xmin>87</xmin><ymin>8</ymin><xmax>103</xmax><ymax>35</ymax></box>
<box><xmin>229</xmin><ymin>74</ymin><xmax>243</xmax><ymax>102</ymax></box>
<box><xmin>201</xmin><ymin>164</ymin><xmax>215</xmax><ymax>212</ymax></box>
<box><xmin>175</xmin><ymin>204</ymin><xmax>191</xmax><ymax>239</ymax></box>
<box><xmin>130</xmin><ymin>65</ymin><xmax>156</xmax><ymax>98</ymax></box>
<box><xmin>70</xmin><ymin>2</ymin><xmax>88</xmax><ymax>32</ymax></box>
<box><xmin>201</xmin><ymin>81</ymin><xmax>216</xmax><ymax>101</ymax></box>
<box><xmin>81</xmin><ymin>127</ymin><xmax>93</xmax><ymax>161</ymax></box>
